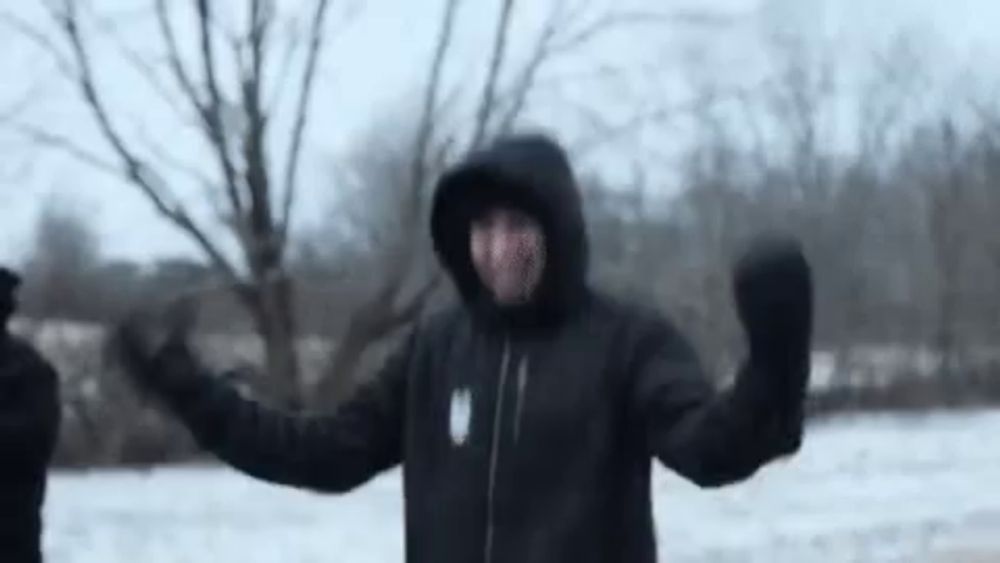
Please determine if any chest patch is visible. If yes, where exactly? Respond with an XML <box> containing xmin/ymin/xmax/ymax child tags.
<box><xmin>449</xmin><ymin>387</ymin><xmax>472</xmax><ymax>446</ymax></box>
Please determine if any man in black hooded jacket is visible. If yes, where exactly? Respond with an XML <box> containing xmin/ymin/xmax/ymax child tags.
<box><xmin>115</xmin><ymin>133</ymin><xmax>813</xmax><ymax>563</ymax></box>
<box><xmin>0</xmin><ymin>267</ymin><xmax>62</xmax><ymax>563</ymax></box>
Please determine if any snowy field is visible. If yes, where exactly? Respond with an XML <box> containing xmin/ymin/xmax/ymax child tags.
<box><xmin>43</xmin><ymin>410</ymin><xmax>1000</xmax><ymax>562</ymax></box>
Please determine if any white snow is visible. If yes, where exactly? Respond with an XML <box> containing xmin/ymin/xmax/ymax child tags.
<box><xmin>43</xmin><ymin>410</ymin><xmax>1000</xmax><ymax>562</ymax></box>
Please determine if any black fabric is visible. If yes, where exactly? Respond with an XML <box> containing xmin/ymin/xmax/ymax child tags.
<box><xmin>0</xmin><ymin>337</ymin><xmax>61</xmax><ymax>563</ymax></box>
<box><xmin>735</xmin><ymin>236</ymin><xmax>813</xmax><ymax>369</ymax></box>
<box><xmin>124</xmin><ymin>133</ymin><xmax>812</xmax><ymax>563</ymax></box>
<box><xmin>0</xmin><ymin>267</ymin><xmax>21</xmax><ymax>327</ymax></box>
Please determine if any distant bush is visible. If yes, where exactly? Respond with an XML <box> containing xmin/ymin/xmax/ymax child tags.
<box><xmin>12</xmin><ymin>316</ymin><xmax>1000</xmax><ymax>468</ymax></box>
<box><xmin>808</xmin><ymin>363</ymin><xmax>1000</xmax><ymax>417</ymax></box>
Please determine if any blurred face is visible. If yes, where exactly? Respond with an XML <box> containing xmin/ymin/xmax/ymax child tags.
<box><xmin>470</xmin><ymin>207</ymin><xmax>546</xmax><ymax>305</ymax></box>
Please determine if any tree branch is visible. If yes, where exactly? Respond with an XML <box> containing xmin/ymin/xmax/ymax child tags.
<box><xmin>0</xmin><ymin>69</ymin><xmax>58</xmax><ymax>124</ymax></box>
<box><xmin>195</xmin><ymin>0</ymin><xmax>228</xmax><ymax>125</ymax></box>
<box><xmin>368</xmin><ymin>271</ymin><xmax>442</xmax><ymax>342</ymax></box>
<box><xmin>383</xmin><ymin>272</ymin><xmax>441</xmax><ymax>332</ymax></box>
<box><xmin>242</xmin><ymin>0</ymin><xmax>273</xmax><ymax>240</ymax></box>
<box><xmin>0</xmin><ymin>10</ymin><xmax>76</xmax><ymax>79</ymax></box>
<box><xmin>493</xmin><ymin>0</ymin><xmax>567</xmax><ymax>136</ymax></box>
<box><xmin>549</xmin><ymin>9</ymin><xmax>699</xmax><ymax>55</ymax></box>
<box><xmin>574</xmin><ymin>86</ymin><xmax>753</xmax><ymax>157</ymax></box>
<box><xmin>134</xmin><ymin>124</ymin><xmax>218</xmax><ymax>193</ymax></box>
<box><xmin>4</xmin><ymin>121</ymin><xmax>119</xmax><ymax>176</ymax></box>
<box><xmin>470</xmin><ymin>0</ymin><xmax>516</xmax><ymax>150</ymax></box>
<box><xmin>194</xmin><ymin>0</ymin><xmax>245</xmax><ymax>221</ymax></box>
<box><xmin>279</xmin><ymin>0</ymin><xmax>332</xmax><ymax>249</ymax></box>
<box><xmin>154</xmin><ymin>0</ymin><xmax>204</xmax><ymax>115</ymax></box>
<box><xmin>737</xmin><ymin>90</ymin><xmax>770</xmax><ymax>173</ymax></box>
<box><xmin>153</xmin><ymin>0</ymin><xmax>244</xmax><ymax>223</ymax></box>
<box><xmin>410</xmin><ymin>0</ymin><xmax>462</xmax><ymax>212</ymax></box>
<box><xmin>265</xmin><ymin>16</ymin><xmax>306</xmax><ymax>114</ymax></box>
<box><xmin>967</xmin><ymin>98</ymin><xmax>1000</xmax><ymax>140</ymax></box>
<box><xmin>267</xmin><ymin>5</ymin><xmax>358</xmax><ymax>115</ymax></box>
<box><xmin>52</xmin><ymin>1</ymin><xmax>242</xmax><ymax>287</ymax></box>
<box><xmin>92</xmin><ymin>16</ymin><xmax>192</xmax><ymax>122</ymax></box>
<box><xmin>489</xmin><ymin>3</ymin><xmax>693</xmax><ymax>139</ymax></box>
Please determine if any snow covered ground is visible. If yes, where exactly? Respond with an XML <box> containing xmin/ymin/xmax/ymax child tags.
<box><xmin>44</xmin><ymin>410</ymin><xmax>1000</xmax><ymax>563</ymax></box>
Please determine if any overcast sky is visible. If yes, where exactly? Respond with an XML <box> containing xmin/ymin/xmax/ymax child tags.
<box><xmin>2</xmin><ymin>0</ymin><xmax>998</xmax><ymax>268</ymax></box>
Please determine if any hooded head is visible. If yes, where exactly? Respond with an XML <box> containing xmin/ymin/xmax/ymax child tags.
<box><xmin>431</xmin><ymin>134</ymin><xmax>589</xmax><ymax>329</ymax></box>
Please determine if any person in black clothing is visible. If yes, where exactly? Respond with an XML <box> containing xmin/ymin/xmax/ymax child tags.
<box><xmin>0</xmin><ymin>267</ymin><xmax>62</xmax><ymax>563</ymax></box>
<box><xmin>115</xmin><ymin>133</ymin><xmax>813</xmax><ymax>563</ymax></box>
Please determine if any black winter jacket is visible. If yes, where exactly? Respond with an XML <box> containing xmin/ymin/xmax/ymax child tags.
<box><xmin>0</xmin><ymin>335</ymin><xmax>62</xmax><ymax>563</ymax></box>
<box><xmin>151</xmin><ymin>135</ymin><xmax>809</xmax><ymax>563</ymax></box>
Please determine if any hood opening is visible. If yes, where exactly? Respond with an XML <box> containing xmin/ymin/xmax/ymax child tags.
<box><xmin>430</xmin><ymin>134</ymin><xmax>589</xmax><ymax>330</ymax></box>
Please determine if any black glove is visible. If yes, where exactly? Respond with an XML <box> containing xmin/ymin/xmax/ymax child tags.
<box><xmin>732</xmin><ymin>235</ymin><xmax>813</xmax><ymax>456</ymax></box>
<box><xmin>733</xmin><ymin>234</ymin><xmax>813</xmax><ymax>371</ymax></box>
<box><xmin>111</xmin><ymin>297</ymin><xmax>205</xmax><ymax>403</ymax></box>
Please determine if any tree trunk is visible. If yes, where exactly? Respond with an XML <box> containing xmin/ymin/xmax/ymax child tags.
<box><xmin>935</xmin><ymin>281</ymin><xmax>958</xmax><ymax>382</ymax></box>
<box><xmin>249</xmin><ymin>274</ymin><xmax>302</xmax><ymax>409</ymax></box>
<box><xmin>309</xmin><ymin>281</ymin><xmax>434</xmax><ymax>408</ymax></box>
<box><xmin>314</xmin><ymin>325</ymin><xmax>372</xmax><ymax>407</ymax></box>
<box><xmin>929</xmin><ymin>186</ymin><xmax>960</xmax><ymax>384</ymax></box>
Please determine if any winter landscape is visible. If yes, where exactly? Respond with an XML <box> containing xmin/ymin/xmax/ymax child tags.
<box><xmin>5</xmin><ymin>1</ymin><xmax>1000</xmax><ymax>562</ymax></box>
<box><xmin>44</xmin><ymin>410</ymin><xmax>1000</xmax><ymax>563</ymax></box>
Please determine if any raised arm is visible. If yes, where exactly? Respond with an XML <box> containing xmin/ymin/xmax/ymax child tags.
<box><xmin>629</xmin><ymin>237</ymin><xmax>812</xmax><ymax>487</ymax></box>
<box><xmin>114</xmin><ymin>316</ymin><xmax>414</xmax><ymax>494</ymax></box>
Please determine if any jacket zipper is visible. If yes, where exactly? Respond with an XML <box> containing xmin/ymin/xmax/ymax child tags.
<box><xmin>484</xmin><ymin>339</ymin><xmax>511</xmax><ymax>563</ymax></box>
<box><xmin>513</xmin><ymin>357</ymin><xmax>529</xmax><ymax>444</ymax></box>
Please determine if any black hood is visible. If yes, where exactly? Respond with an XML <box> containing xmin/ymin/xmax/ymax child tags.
<box><xmin>430</xmin><ymin>134</ymin><xmax>590</xmax><ymax>329</ymax></box>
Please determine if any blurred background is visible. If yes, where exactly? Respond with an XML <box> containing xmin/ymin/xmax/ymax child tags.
<box><xmin>1</xmin><ymin>0</ymin><xmax>999</xmax><ymax>561</ymax></box>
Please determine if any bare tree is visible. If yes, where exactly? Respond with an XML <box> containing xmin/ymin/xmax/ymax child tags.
<box><xmin>305</xmin><ymin>0</ymin><xmax>704</xmax><ymax>405</ymax></box>
<box><xmin>965</xmin><ymin>96</ymin><xmax>1000</xmax><ymax>347</ymax></box>
<box><xmin>306</xmin><ymin>107</ymin><xmax>447</xmax><ymax>404</ymax></box>
<box><xmin>4</xmin><ymin>0</ymin><xmax>739</xmax><ymax>408</ymax></box>
<box><xmin>918</xmin><ymin>120</ymin><xmax>976</xmax><ymax>380</ymax></box>
<box><xmin>21</xmin><ymin>197</ymin><xmax>102</xmax><ymax>322</ymax></box>
<box><xmin>672</xmin><ymin>102</ymin><xmax>754</xmax><ymax>376</ymax></box>
<box><xmin>3</xmin><ymin>1</ymin><xmax>337</xmax><ymax>407</ymax></box>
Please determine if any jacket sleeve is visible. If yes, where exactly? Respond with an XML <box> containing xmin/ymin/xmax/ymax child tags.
<box><xmin>0</xmin><ymin>344</ymin><xmax>62</xmax><ymax>464</ymax></box>
<box><xmin>629</xmin><ymin>317</ymin><xmax>805</xmax><ymax>488</ymax></box>
<box><xmin>160</xmin><ymin>333</ymin><xmax>415</xmax><ymax>494</ymax></box>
